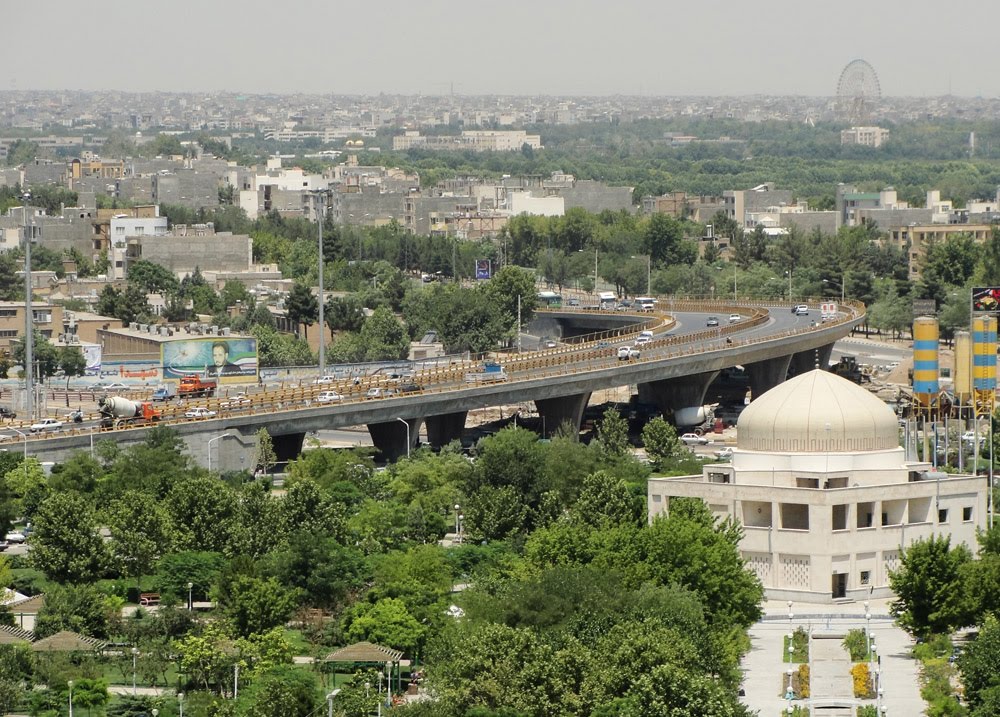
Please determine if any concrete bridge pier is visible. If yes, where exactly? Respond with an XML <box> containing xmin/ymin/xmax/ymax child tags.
<box><xmin>638</xmin><ymin>371</ymin><xmax>720</xmax><ymax>425</ymax></box>
<box><xmin>368</xmin><ymin>418</ymin><xmax>423</xmax><ymax>461</ymax></box>
<box><xmin>425</xmin><ymin>411</ymin><xmax>468</xmax><ymax>449</ymax></box>
<box><xmin>745</xmin><ymin>355</ymin><xmax>793</xmax><ymax>401</ymax></box>
<box><xmin>788</xmin><ymin>343</ymin><xmax>836</xmax><ymax>377</ymax></box>
<box><xmin>186</xmin><ymin>429</ymin><xmax>260</xmax><ymax>475</ymax></box>
<box><xmin>534</xmin><ymin>392</ymin><xmax>592</xmax><ymax>439</ymax></box>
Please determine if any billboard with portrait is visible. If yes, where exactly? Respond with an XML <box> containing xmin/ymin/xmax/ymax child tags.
<box><xmin>161</xmin><ymin>337</ymin><xmax>258</xmax><ymax>384</ymax></box>
<box><xmin>972</xmin><ymin>287</ymin><xmax>1000</xmax><ymax>312</ymax></box>
<box><xmin>475</xmin><ymin>259</ymin><xmax>491</xmax><ymax>280</ymax></box>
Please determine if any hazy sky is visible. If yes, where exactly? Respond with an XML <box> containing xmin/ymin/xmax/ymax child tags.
<box><xmin>3</xmin><ymin>0</ymin><xmax>996</xmax><ymax>97</ymax></box>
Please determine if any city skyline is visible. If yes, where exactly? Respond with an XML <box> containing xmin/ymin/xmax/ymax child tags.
<box><xmin>4</xmin><ymin>0</ymin><xmax>999</xmax><ymax>98</ymax></box>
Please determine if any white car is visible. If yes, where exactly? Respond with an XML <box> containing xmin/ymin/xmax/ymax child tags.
<box><xmin>794</xmin><ymin>304</ymin><xmax>809</xmax><ymax>316</ymax></box>
<box><xmin>184</xmin><ymin>407</ymin><xmax>217</xmax><ymax>419</ymax></box>
<box><xmin>316</xmin><ymin>391</ymin><xmax>344</xmax><ymax>403</ymax></box>
<box><xmin>312</xmin><ymin>376</ymin><xmax>336</xmax><ymax>385</ymax></box>
<box><xmin>221</xmin><ymin>393</ymin><xmax>250</xmax><ymax>408</ymax></box>
<box><xmin>729</xmin><ymin>314</ymin><xmax>742</xmax><ymax>323</ymax></box>
<box><xmin>634</xmin><ymin>335</ymin><xmax>651</xmax><ymax>346</ymax></box>
<box><xmin>679</xmin><ymin>432</ymin><xmax>710</xmax><ymax>446</ymax></box>
<box><xmin>29</xmin><ymin>418</ymin><xmax>64</xmax><ymax>433</ymax></box>
<box><xmin>714</xmin><ymin>447</ymin><xmax>734</xmax><ymax>460</ymax></box>
<box><xmin>617</xmin><ymin>346</ymin><xmax>640</xmax><ymax>361</ymax></box>
<box><xmin>962</xmin><ymin>431</ymin><xmax>979</xmax><ymax>444</ymax></box>
<box><xmin>4</xmin><ymin>532</ymin><xmax>25</xmax><ymax>544</ymax></box>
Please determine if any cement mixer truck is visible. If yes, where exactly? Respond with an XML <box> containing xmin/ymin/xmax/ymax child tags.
<box><xmin>98</xmin><ymin>396</ymin><xmax>162</xmax><ymax>429</ymax></box>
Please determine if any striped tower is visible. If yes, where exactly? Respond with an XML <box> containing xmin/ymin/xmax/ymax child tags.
<box><xmin>912</xmin><ymin>317</ymin><xmax>939</xmax><ymax>415</ymax></box>
<box><xmin>955</xmin><ymin>331</ymin><xmax>972</xmax><ymax>420</ymax></box>
<box><xmin>973</xmin><ymin>315</ymin><xmax>997</xmax><ymax>418</ymax></box>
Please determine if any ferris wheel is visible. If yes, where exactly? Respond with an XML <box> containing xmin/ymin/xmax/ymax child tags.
<box><xmin>836</xmin><ymin>59</ymin><xmax>881</xmax><ymax>125</ymax></box>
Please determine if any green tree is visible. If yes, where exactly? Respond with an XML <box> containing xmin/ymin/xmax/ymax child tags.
<box><xmin>33</xmin><ymin>583</ymin><xmax>111</xmax><ymax>638</ymax></box>
<box><xmin>641</xmin><ymin>415</ymin><xmax>682</xmax><ymax>470</ymax></box>
<box><xmin>128</xmin><ymin>260</ymin><xmax>181</xmax><ymax>294</ymax></box>
<box><xmin>220</xmin><ymin>575</ymin><xmax>300</xmax><ymax>638</ymax></box>
<box><xmin>359</xmin><ymin>305</ymin><xmax>409</xmax><ymax>360</ymax></box>
<box><xmin>325</xmin><ymin>295</ymin><xmax>365</xmax><ymax>333</ymax></box>
<box><xmin>164</xmin><ymin>476</ymin><xmax>236</xmax><ymax>553</ymax></box>
<box><xmin>959</xmin><ymin>614</ymin><xmax>1000</xmax><ymax>711</ymax></box>
<box><xmin>155</xmin><ymin>551</ymin><xmax>226</xmax><ymax>604</ymax></box>
<box><xmin>56</xmin><ymin>345</ymin><xmax>88</xmax><ymax>393</ymax></box>
<box><xmin>238</xmin><ymin>664</ymin><xmax>319</xmax><ymax>717</ymax></box>
<box><xmin>11</xmin><ymin>330</ymin><xmax>59</xmax><ymax>380</ymax></box>
<box><xmin>485</xmin><ymin>266</ymin><xmax>538</xmax><ymax>330</ymax></box>
<box><xmin>30</xmin><ymin>492</ymin><xmax>108</xmax><ymax>583</ymax></box>
<box><xmin>343</xmin><ymin>597</ymin><xmax>426</xmax><ymax>655</ymax></box>
<box><xmin>255</xmin><ymin>428</ymin><xmax>276</xmax><ymax>476</ymax></box>
<box><xmin>4</xmin><ymin>456</ymin><xmax>46</xmax><ymax>518</ymax></box>
<box><xmin>889</xmin><ymin>534</ymin><xmax>973</xmax><ymax>638</ymax></box>
<box><xmin>285</xmin><ymin>282</ymin><xmax>318</xmax><ymax>339</ymax></box>
<box><xmin>574</xmin><ymin>471</ymin><xmax>638</xmax><ymax>528</ymax></box>
<box><xmin>596</xmin><ymin>407</ymin><xmax>630</xmax><ymax>457</ymax></box>
<box><xmin>105</xmin><ymin>491</ymin><xmax>174</xmax><ymax>584</ymax></box>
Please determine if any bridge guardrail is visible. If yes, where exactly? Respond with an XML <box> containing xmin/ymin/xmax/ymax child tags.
<box><xmin>1</xmin><ymin>300</ymin><xmax>865</xmax><ymax>447</ymax></box>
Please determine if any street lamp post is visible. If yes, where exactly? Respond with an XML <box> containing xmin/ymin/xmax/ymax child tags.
<box><xmin>454</xmin><ymin>504</ymin><xmax>460</xmax><ymax>536</ymax></box>
<box><xmin>822</xmin><ymin>278</ymin><xmax>845</xmax><ymax>303</ymax></box>
<box><xmin>326</xmin><ymin>689</ymin><xmax>341</xmax><ymax>717</ymax></box>
<box><xmin>396</xmin><ymin>417</ymin><xmax>411</xmax><ymax>458</ymax></box>
<box><xmin>311</xmin><ymin>190</ymin><xmax>329</xmax><ymax>376</ymax></box>
<box><xmin>457</xmin><ymin>513</ymin><xmax>464</xmax><ymax>544</ymax></box>
<box><xmin>131</xmin><ymin>647</ymin><xmax>139</xmax><ymax>696</ymax></box>
<box><xmin>68</xmin><ymin>680</ymin><xmax>73</xmax><ymax>717</ymax></box>
<box><xmin>22</xmin><ymin>192</ymin><xmax>34</xmax><ymax>422</ymax></box>
<box><xmin>187</xmin><ymin>581</ymin><xmax>194</xmax><ymax>611</ymax></box>
<box><xmin>178</xmin><ymin>693</ymin><xmax>184</xmax><ymax>717</ymax></box>
<box><xmin>786</xmin><ymin>269</ymin><xmax>792</xmax><ymax>300</ymax></box>
<box><xmin>207</xmin><ymin>434</ymin><xmax>226</xmax><ymax>472</ymax></box>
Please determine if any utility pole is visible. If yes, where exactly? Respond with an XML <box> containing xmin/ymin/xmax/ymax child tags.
<box><xmin>23</xmin><ymin>192</ymin><xmax>33</xmax><ymax>421</ymax></box>
<box><xmin>310</xmin><ymin>190</ymin><xmax>328</xmax><ymax>376</ymax></box>
<box><xmin>517</xmin><ymin>294</ymin><xmax>522</xmax><ymax>354</ymax></box>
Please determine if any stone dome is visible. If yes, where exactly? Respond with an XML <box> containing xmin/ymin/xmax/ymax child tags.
<box><xmin>737</xmin><ymin>369</ymin><xmax>899</xmax><ymax>453</ymax></box>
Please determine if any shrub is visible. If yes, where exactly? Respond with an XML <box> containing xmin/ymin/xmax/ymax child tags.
<box><xmin>783</xmin><ymin>626</ymin><xmax>810</xmax><ymax>662</ymax></box>
<box><xmin>851</xmin><ymin>662</ymin><xmax>874</xmax><ymax>698</ymax></box>
<box><xmin>797</xmin><ymin>664</ymin><xmax>810</xmax><ymax>699</ymax></box>
<box><xmin>857</xmin><ymin>706</ymin><xmax>879</xmax><ymax>717</ymax></box>
<box><xmin>843</xmin><ymin>628</ymin><xmax>871</xmax><ymax>662</ymax></box>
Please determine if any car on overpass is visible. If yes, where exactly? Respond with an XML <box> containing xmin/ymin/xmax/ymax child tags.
<box><xmin>316</xmin><ymin>391</ymin><xmax>344</xmax><ymax>403</ymax></box>
<box><xmin>30</xmin><ymin>418</ymin><xmax>63</xmax><ymax>433</ymax></box>
<box><xmin>680</xmin><ymin>432</ymin><xmax>710</xmax><ymax>446</ymax></box>
<box><xmin>706</xmin><ymin>316</ymin><xmax>720</xmax><ymax>327</ymax></box>
<box><xmin>184</xmin><ymin>407</ymin><xmax>217</xmax><ymax>419</ymax></box>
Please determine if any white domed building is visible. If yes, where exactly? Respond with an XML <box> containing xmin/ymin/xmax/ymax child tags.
<box><xmin>648</xmin><ymin>370</ymin><xmax>987</xmax><ymax>603</ymax></box>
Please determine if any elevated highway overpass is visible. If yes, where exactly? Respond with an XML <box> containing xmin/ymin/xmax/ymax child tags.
<box><xmin>10</xmin><ymin>300</ymin><xmax>864</xmax><ymax>469</ymax></box>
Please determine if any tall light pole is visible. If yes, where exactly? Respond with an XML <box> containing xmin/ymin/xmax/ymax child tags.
<box><xmin>311</xmin><ymin>190</ymin><xmax>329</xmax><ymax>377</ymax></box>
<box><xmin>396</xmin><ymin>417</ymin><xmax>410</xmax><ymax>458</ymax></box>
<box><xmin>187</xmin><ymin>581</ymin><xmax>194</xmax><ymax>611</ymax></box>
<box><xmin>786</xmin><ymin>269</ymin><xmax>792</xmax><ymax>300</ymax></box>
<box><xmin>207</xmin><ymin>434</ymin><xmax>226</xmax><ymax>472</ymax></box>
<box><xmin>68</xmin><ymin>680</ymin><xmax>73</xmax><ymax>717</ymax></box>
<box><xmin>178</xmin><ymin>693</ymin><xmax>184</xmax><ymax>717</ymax></box>
<box><xmin>22</xmin><ymin>192</ymin><xmax>33</xmax><ymax>422</ymax></box>
<box><xmin>131</xmin><ymin>647</ymin><xmax>139</xmax><ymax>695</ymax></box>
<box><xmin>823</xmin><ymin>278</ymin><xmax>845</xmax><ymax>303</ymax></box>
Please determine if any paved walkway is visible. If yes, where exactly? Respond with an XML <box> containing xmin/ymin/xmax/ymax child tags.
<box><xmin>741</xmin><ymin>598</ymin><xmax>925</xmax><ymax>716</ymax></box>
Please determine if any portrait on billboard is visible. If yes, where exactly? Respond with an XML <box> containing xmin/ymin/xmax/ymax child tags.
<box><xmin>162</xmin><ymin>337</ymin><xmax>258</xmax><ymax>383</ymax></box>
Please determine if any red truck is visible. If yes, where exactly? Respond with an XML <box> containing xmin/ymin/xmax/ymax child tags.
<box><xmin>178</xmin><ymin>376</ymin><xmax>217</xmax><ymax>398</ymax></box>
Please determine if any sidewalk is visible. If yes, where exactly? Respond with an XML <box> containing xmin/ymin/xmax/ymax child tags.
<box><xmin>741</xmin><ymin>598</ymin><xmax>925</xmax><ymax>716</ymax></box>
